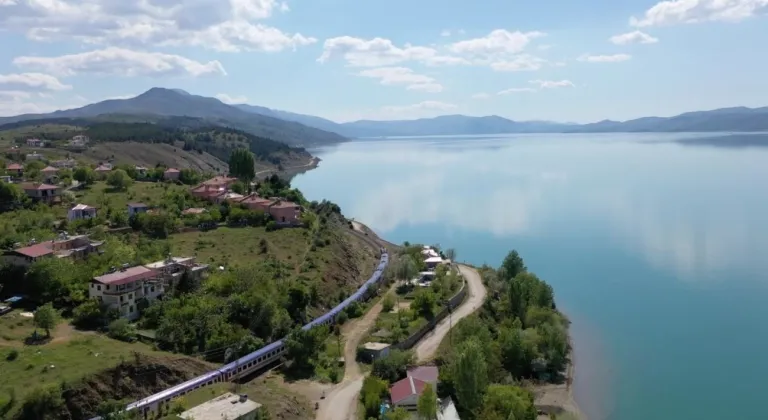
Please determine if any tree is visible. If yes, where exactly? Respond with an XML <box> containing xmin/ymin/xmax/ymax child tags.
<box><xmin>73</xmin><ymin>167</ymin><xmax>96</xmax><ymax>185</ymax></box>
<box><xmin>107</xmin><ymin>169</ymin><xmax>133</xmax><ymax>191</ymax></box>
<box><xmin>108</xmin><ymin>318</ymin><xmax>136</xmax><ymax>342</ymax></box>
<box><xmin>452</xmin><ymin>338</ymin><xmax>488</xmax><ymax>417</ymax></box>
<box><xmin>412</xmin><ymin>289</ymin><xmax>437</xmax><ymax>319</ymax></box>
<box><xmin>394</xmin><ymin>255</ymin><xmax>418</xmax><ymax>281</ymax></box>
<box><xmin>417</xmin><ymin>383</ymin><xmax>438</xmax><ymax>420</ymax></box>
<box><xmin>0</xmin><ymin>181</ymin><xmax>26</xmax><ymax>211</ymax></box>
<box><xmin>17</xmin><ymin>385</ymin><xmax>64</xmax><ymax>420</ymax></box>
<box><xmin>501</xmin><ymin>250</ymin><xmax>527</xmax><ymax>281</ymax></box>
<box><xmin>229</xmin><ymin>149</ymin><xmax>255</xmax><ymax>184</ymax></box>
<box><xmin>385</xmin><ymin>407</ymin><xmax>410</xmax><ymax>420</ymax></box>
<box><xmin>478</xmin><ymin>385</ymin><xmax>536</xmax><ymax>420</ymax></box>
<box><xmin>372</xmin><ymin>349</ymin><xmax>414</xmax><ymax>382</ymax></box>
<box><xmin>33</xmin><ymin>303</ymin><xmax>58</xmax><ymax>337</ymax></box>
<box><xmin>382</xmin><ymin>295</ymin><xmax>395</xmax><ymax>313</ymax></box>
<box><xmin>444</xmin><ymin>248</ymin><xmax>457</xmax><ymax>263</ymax></box>
<box><xmin>285</xmin><ymin>326</ymin><xmax>328</xmax><ymax>371</ymax></box>
<box><xmin>96</xmin><ymin>399</ymin><xmax>137</xmax><ymax>420</ymax></box>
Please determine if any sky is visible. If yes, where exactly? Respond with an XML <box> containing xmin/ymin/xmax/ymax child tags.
<box><xmin>0</xmin><ymin>0</ymin><xmax>767</xmax><ymax>123</ymax></box>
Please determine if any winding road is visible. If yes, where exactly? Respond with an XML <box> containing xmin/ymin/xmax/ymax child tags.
<box><xmin>414</xmin><ymin>264</ymin><xmax>487</xmax><ymax>362</ymax></box>
<box><xmin>315</xmin><ymin>263</ymin><xmax>486</xmax><ymax>420</ymax></box>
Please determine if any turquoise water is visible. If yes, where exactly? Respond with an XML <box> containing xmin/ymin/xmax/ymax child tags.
<box><xmin>292</xmin><ymin>133</ymin><xmax>768</xmax><ymax>420</ymax></box>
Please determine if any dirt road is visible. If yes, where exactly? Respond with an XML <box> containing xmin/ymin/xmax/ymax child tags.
<box><xmin>315</xmin><ymin>287</ymin><xmax>392</xmax><ymax>420</ymax></box>
<box><xmin>413</xmin><ymin>264</ymin><xmax>487</xmax><ymax>362</ymax></box>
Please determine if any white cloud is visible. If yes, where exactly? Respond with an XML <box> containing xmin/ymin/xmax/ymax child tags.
<box><xmin>448</xmin><ymin>29</ymin><xmax>546</xmax><ymax>55</ymax></box>
<box><xmin>357</xmin><ymin>67</ymin><xmax>443</xmax><ymax>92</ymax></box>
<box><xmin>497</xmin><ymin>87</ymin><xmax>537</xmax><ymax>95</ymax></box>
<box><xmin>216</xmin><ymin>93</ymin><xmax>249</xmax><ymax>104</ymax></box>
<box><xmin>0</xmin><ymin>92</ymin><xmax>88</xmax><ymax>116</ymax></box>
<box><xmin>318</xmin><ymin>30</ymin><xmax>549</xmax><ymax>74</ymax></box>
<box><xmin>577</xmin><ymin>53</ymin><xmax>632</xmax><ymax>63</ymax></box>
<box><xmin>529</xmin><ymin>79</ymin><xmax>575</xmax><ymax>89</ymax></box>
<box><xmin>610</xmin><ymin>30</ymin><xmax>659</xmax><ymax>45</ymax></box>
<box><xmin>13</xmin><ymin>47</ymin><xmax>226</xmax><ymax>77</ymax></box>
<box><xmin>489</xmin><ymin>54</ymin><xmax>548</xmax><ymax>71</ymax></box>
<box><xmin>0</xmin><ymin>0</ymin><xmax>315</xmax><ymax>53</ymax></box>
<box><xmin>471</xmin><ymin>93</ymin><xmax>491</xmax><ymax>99</ymax></box>
<box><xmin>105</xmin><ymin>94</ymin><xmax>137</xmax><ymax>100</ymax></box>
<box><xmin>318</xmin><ymin>36</ymin><xmax>468</xmax><ymax>67</ymax></box>
<box><xmin>440</xmin><ymin>30</ymin><xmax>451</xmax><ymax>37</ymax></box>
<box><xmin>538</xmin><ymin>44</ymin><xmax>553</xmax><ymax>51</ymax></box>
<box><xmin>0</xmin><ymin>73</ymin><xmax>72</xmax><ymax>91</ymax></box>
<box><xmin>629</xmin><ymin>0</ymin><xmax>768</xmax><ymax>27</ymax></box>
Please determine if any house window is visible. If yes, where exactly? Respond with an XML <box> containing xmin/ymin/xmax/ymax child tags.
<box><xmin>97</xmin><ymin>285</ymin><xmax>101</xmax><ymax>291</ymax></box>
<box><xmin>129</xmin><ymin>305</ymin><xmax>134</xmax><ymax>313</ymax></box>
<box><xmin>151</xmin><ymin>286</ymin><xmax>155</xmax><ymax>293</ymax></box>
<box><xmin>106</xmin><ymin>285</ymin><xmax>110</xmax><ymax>290</ymax></box>
<box><xmin>120</xmin><ymin>296</ymin><xmax>124</xmax><ymax>302</ymax></box>
<box><xmin>128</xmin><ymin>293</ymin><xmax>133</xmax><ymax>299</ymax></box>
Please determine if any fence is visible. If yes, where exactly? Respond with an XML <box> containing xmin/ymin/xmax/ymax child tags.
<box><xmin>391</xmin><ymin>267</ymin><xmax>468</xmax><ymax>350</ymax></box>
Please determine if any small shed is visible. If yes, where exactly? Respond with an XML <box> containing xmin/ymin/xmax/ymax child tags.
<box><xmin>361</xmin><ymin>342</ymin><xmax>391</xmax><ymax>361</ymax></box>
<box><xmin>180</xmin><ymin>393</ymin><xmax>262</xmax><ymax>420</ymax></box>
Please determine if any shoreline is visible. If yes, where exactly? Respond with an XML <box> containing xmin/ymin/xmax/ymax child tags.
<box><xmin>349</xmin><ymin>220</ymin><xmax>584</xmax><ymax>419</ymax></box>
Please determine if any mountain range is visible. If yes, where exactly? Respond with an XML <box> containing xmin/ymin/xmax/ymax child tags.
<box><xmin>1</xmin><ymin>88</ymin><xmax>767</xmax><ymax>143</ymax></box>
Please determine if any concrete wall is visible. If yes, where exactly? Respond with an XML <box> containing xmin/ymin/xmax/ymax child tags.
<box><xmin>391</xmin><ymin>267</ymin><xmax>468</xmax><ymax>351</ymax></box>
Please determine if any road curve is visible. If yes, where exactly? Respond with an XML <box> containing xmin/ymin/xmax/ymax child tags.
<box><xmin>414</xmin><ymin>264</ymin><xmax>487</xmax><ymax>362</ymax></box>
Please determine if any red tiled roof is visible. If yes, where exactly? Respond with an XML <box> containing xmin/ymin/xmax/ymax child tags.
<box><xmin>182</xmin><ymin>208</ymin><xmax>207</xmax><ymax>215</ymax></box>
<box><xmin>41</xmin><ymin>166</ymin><xmax>58</xmax><ymax>172</ymax></box>
<box><xmin>10</xmin><ymin>243</ymin><xmax>53</xmax><ymax>258</ymax></box>
<box><xmin>240</xmin><ymin>194</ymin><xmax>273</xmax><ymax>205</ymax></box>
<box><xmin>95</xmin><ymin>165</ymin><xmax>111</xmax><ymax>171</ymax></box>
<box><xmin>407</xmin><ymin>366</ymin><xmax>439</xmax><ymax>384</ymax></box>
<box><xmin>201</xmin><ymin>176</ymin><xmax>237</xmax><ymax>186</ymax></box>
<box><xmin>390</xmin><ymin>376</ymin><xmax>428</xmax><ymax>404</ymax></box>
<box><xmin>19</xmin><ymin>182</ymin><xmax>59</xmax><ymax>191</ymax></box>
<box><xmin>6</xmin><ymin>163</ymin><xmax>22</xmax><ymax>170</ymax></box>
<box><xmin>165</xmin><ymin>168</ymin><xmax>180</xmax><ymax>173</ymax></box>
<box><xmin>270</xmin><ymin>200</ymin><xmax>299</xmax><ymax>209</ymax></box>
<box><xmin>93</xmin><ymin>266</ymin><xmax>156</xmax><ymax>286</ymax></box>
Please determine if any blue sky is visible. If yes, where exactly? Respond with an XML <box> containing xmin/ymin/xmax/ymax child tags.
<box><xmin>1</xmin><ymin>0</ymin><xmax>767</xmax><ymax>123</ymax></box>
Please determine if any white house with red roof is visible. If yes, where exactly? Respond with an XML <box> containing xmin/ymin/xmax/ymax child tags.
<box><xmin>390</xmin><ymin>365</ymin><xmax>440</xmax><ymax>411</ymax></box>
<box><xmin>41</xmin><ymin>166</ymin><xmax>58</xmax><ymax>183</ymax></box>
<box><xmin>6</xmin><ymin>163</ymin><xmax>23</xmax><ymax>177</ymax></box>
<box><xmin>68</xmin><ymin>203</ymin><xmax>97</xmax><ymax>221</ymax></box>
<box><xmin>90</xmin><ymin>266</ymin><xmax>162</xmax><ymax>320</ymax></box>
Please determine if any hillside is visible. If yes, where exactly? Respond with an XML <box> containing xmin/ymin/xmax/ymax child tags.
<box><xmin>0</xmin><ymin>88</ymin><xmax>348</xmax><ymax>147</ymax></box>
<box><xmin>0</xmin><ymin>116</ymin><xmax>313</xmax><ymax>172</ymax></box>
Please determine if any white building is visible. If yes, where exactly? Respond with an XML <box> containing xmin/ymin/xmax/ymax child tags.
<box><xmin>68</xmin><ymin>204</ymin><xmax>97</xmax><ymax>221</ymax></box>
<box><xmin>144</xmin><ymin>255</ymin><xmax>209</xmax><ymax>290</ymax></box>
<box><xmin>180</xmin><ymin>393</ymin><xmax>262</xmax><ymax>420</ymax></box>
<box><xmin>89</xmin><ymin>266</ymin><xmax>163</xmax><ymax>320</ymax></box>
<box><xmin>25</xmin><ymin>152</ymin><xmax>44</xmax><ymax>161</ymax></box>
<box><xmin>26</xmin><ymin>138</ymin><xmax>43</xmax><ymax>147</ymax></box>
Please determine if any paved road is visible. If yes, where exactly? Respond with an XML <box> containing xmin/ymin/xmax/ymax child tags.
<box><xmin>414</xmin><ymin>264</ymin><xmax>486</xmax><ymax>362</ymax></box>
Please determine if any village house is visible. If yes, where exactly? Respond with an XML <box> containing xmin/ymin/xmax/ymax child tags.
<box><xmin>144</xmin><ymin>255</ymin><xmax>209</xmax><ymax>290</ymax></box>
<box><xmin>40</xmin><ymin>166</ymin><xmax>58</xmax><ymax>183</ymax></box>
<box><xmin>51</xmin><ymin>158</ymin><xmax>77</xmax><ymax>168</ymax></box>
<box><xmin>135</xmin><ymin>166</ymin><xmax>149</xmax><ymax>178</ymax></box>
<box><xmin>25</xmin><ymin>152</ymin><xmax>43</xmax><ymax>161</ymax></box>
<box><xmin>163</xmin><ymin>168</ymin><xmax>180</xmax><ymax>181</ymax></box>
<box><xmin>89</xmin><ymin>266</ymin><xmax>162</xmax><ymax>320</ymax></box>
<box><xmin>1</xmin><ymin>234</ymin><xmax>104</xmax><ymax>268</ymax></box>
<box><xmin>127</xmin><ymin>202</ymin><xmax>149</xmax><ymax>217</ymax></box>
<box><xmin>26</xmin><ymin>138</ymin><xmax>43</xmax><ymax>147</ymax></box>
<box><xmin>190</xmin><ymin>176</ymin><xmax>238</xmax><ymax>200</ymax></box>
<box><xmin>0</xmin><ymin>176</ymin><xmax>11</xmax><ymax>183</ymax></box>
<box><xmin>68</xmin><ymin>135</ymin><xmax>88</xmax><ymax>148</ymax></box>
<box><xmin>67</xmin><ymin>203</ymin><xmax>97</xmax><ymax>221</ymax></box>
<box><xmin>5</xmin><ymin>163</ymin><xmax>22</xmax><ymax>177</ymax></box>
<box><xmin>390</xmin><ymin>366</ymin><xmax>440</xmax><ymax>411</ymax></box>
<box><xmin>95</xmin><ymin>164</ymin><xmax>112</xmax><ymax>174</ymax></box>
<box><xmin>239</xmin><ymin>194</ymin><xmax>301</xmax><ymax>225</ymax></box>
<box><xmin>19</xmin><ymin>182</ymin><xmax>61</xmax><ymax>203</ymax></box>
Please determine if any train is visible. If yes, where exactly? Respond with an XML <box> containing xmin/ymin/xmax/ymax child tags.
<box><xmin>99</xmin><ymin>248</ymin><xmax>389</xmax><ymax>419</ymax></box>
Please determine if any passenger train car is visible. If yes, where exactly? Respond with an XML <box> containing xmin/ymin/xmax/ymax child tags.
<box><xmin>98</xmin><ymin>249</ymin><xmax>390</xmax><ymax>419</ymax></box>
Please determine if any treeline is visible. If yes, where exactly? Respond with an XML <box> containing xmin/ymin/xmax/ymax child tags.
<box><xmin>433</xmin><ymin>250</ymin><xmax>570</xmax><ymax>420</ymax></box>
<box><xmin>0</xmin><ymin>116</ymin><xmax>307</xmax><ymax>165</ymax></box>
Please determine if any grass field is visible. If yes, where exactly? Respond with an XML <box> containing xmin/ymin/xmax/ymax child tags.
<box><xmin>84</xmin><ymin>142</ymin><xmax>229</xmax><ymax>174</ymax></box>
<box><xmin>0</xmin><ymin>311</ymin><xmax>173</xmax><ymax>417</ymax></box>
<box><xmin>73</xmin><ymin>181</ymin><xmax>192</xmax><ymax>210</ymax></box>
<box><xmin>169</xmin><ymin>226</ymin><xmax>311</xmax><ymax>268</ymax></box>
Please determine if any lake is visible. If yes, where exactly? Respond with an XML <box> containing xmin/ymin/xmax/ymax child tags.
<box><xmin>292</xmin><ymin>133</ymin><xmax>768</xmax><ymax>420</ymax></box>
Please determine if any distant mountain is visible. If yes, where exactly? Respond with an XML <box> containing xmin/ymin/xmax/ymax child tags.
<box><xmin>567</xmin><ymin>106</ymin><xmax>768</xmax><ymax>133</ymax></box>
<box><xmin>235</xmin><ymin>104</ymin><xmax>351</xmax><ymax>136</ymax></box>
<box><xmin>338</xmin><ymin>115</ymin><xmax>573</xmax><ymax>137</ymax></box>
<box><xmin>0</xmin><ymin>88</ymin><xmax>347</xmax><ymax>147</ymax></box>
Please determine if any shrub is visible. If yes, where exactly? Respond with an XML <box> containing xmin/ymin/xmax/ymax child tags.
<box><xmin>107</xmin><ymin>319</ymin><xmax>136</xmax><ymax>342</ymax></box>
<box><xmin>265</xmin><ymin>220</ymin><xmax>278</xmax><ymax>231</ymax></box>
<box><xmin>382</xmin><ymin>295</ymin><xmax>395</xmax><ymax>313</ymax></box>
<box><xmin>6</xmin><ymin>349</ymin><xmax>19</xmax><ymax>361</ymax></box>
